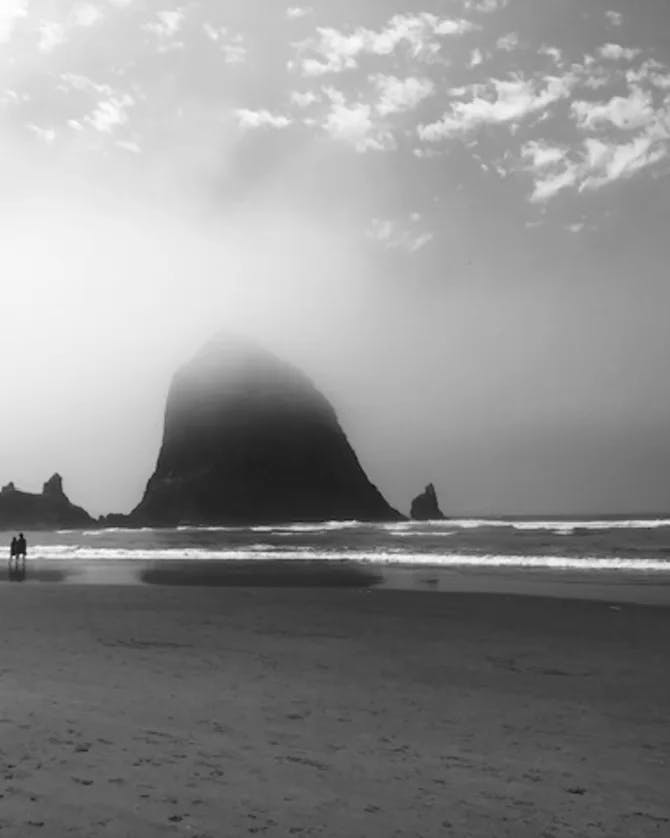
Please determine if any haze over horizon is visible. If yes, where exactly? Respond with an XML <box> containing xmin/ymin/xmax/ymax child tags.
<box><xmin>2</xmin><ymin>0</ymin><xmax>670</xmax><ymax>518</ymax></box>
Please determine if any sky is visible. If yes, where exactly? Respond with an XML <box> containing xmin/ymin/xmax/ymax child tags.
<box><xmin>1</xmin><ymin>0</ymin><xmax>670</xmax><ymax>517</ymax></box>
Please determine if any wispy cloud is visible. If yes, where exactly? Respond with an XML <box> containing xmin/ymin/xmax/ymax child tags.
<box><xmin>294</xmin><ymin>13</ymin><xmax>477</xmax><ymax>76</ymax></box>
<box><xmin>523</xmin><ymin>122</ymin><xmax>670</xmax><ymax>202</ymax></box>
<box><xmin>143</xmin><ymin>8</ymin><xmax>186</xmax><ymax>51</ymax></box>
<box><xmin>38</xmin><ymin>21</ymin><xmax>66</xmax><ymax>52</ymax></box>
<box><xmin>290</xmin><ymin>90</ymin><xmax>319</xmax><ymax>108</ymax></box>
<box><xmin>419</xmin><ymin>72</ymin><xmax>578</xmax><ymax>140</ymax></box>
<box><xmin>580</xmin><ymin>133</ymin><xmax>668</xmax><ymax>191</ymax></box>
<box><xmin>0</xmin><ymin>0</ymin><xmax>27</xmax><ymax>44</ymax></box>
<box><xmin>72</xmin><ymin>4</ymin><xmax>103</xmax><ymax>28</ymax></box>
<box><xmin>323</xmin><ymin>88</ymin><xmax>395</xmax><ymax>151</ymax></box>
<box><xmin>372</xmin><ymin>74</ymin><xmax>435</xmax><ymax>116</ymax></box>
<box><xmin>83</xmin><ymin>94</ymin><xmax>135</xmax><ymax>133</ymax></box>
<box><xmin>464</xmin><ymin>0</ymin><xmax>508</xmax><ymax>13</ymax></box>
<box><xmin>599</xmin><ymin>42</ymin><xmax>640</xmax><ymax>61</ymax></box>
<box><xmin>496</xmin><ymin>32</ymin><xmax>519</xmax><ymax>52</ymax></box>
<box><xmin>605</xmin><ymin>10</ymin><xmax>623</xmax><ymax>27</ymax></box>
<box><xmin>236</xmin><ymin>108</ymin><xmax>292</xmax><ymax>129</ymax></box>
<box><xmin>572</xmin><ymin>87</ymin><xmax>655</xmax><ymax>132</ymax></box>
<box><xmin>203</xmin><ymin>25</ymin><xmax>247</xmax><ymax>64</ymax></box>
<box><xmin>287</xmin><ymin>7</ymin><xmax>312</xmax><ymax>20</ymax></box>
<box><xmin>367</xmin><ymin>215</ymin><xmax>433</xmax><ymax>252</ymax></box>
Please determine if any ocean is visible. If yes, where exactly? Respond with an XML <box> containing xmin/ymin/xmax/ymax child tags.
<box><xmin>6</xmin><ymin>516</ymin><xmax>670</xmax><ymax>571</ymax></box>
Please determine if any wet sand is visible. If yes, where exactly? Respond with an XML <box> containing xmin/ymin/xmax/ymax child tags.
<box><xmin>0</xmin><ymin>583</ymin><xmax>668</xmax><ymax>837</ymax></box>
<box><xmin>7</xmin><ymin>556</ymin><xmax>670</xmax><ymax>606</ymax></box>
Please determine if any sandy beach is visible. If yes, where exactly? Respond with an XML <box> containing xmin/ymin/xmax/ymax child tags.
<box><xmin>0</xmin><ymin>581</ymin><xmax>667</xmax><ymax>837</ymax></box>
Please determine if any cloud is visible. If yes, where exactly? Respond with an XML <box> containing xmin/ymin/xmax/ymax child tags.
<box><xmin>469</xmin><ymin>48</ymin><xmax>484</xmax><ymax>68</ymax></box>
<box><xmin>72</xmin><ymin>4</ymin><xmax>103</xmax><ymax>28</ymax></box>
<box><xmin>59</xmin><ymin>72</ymin><xmax>113</xmax><ymax>96</ymax></box>
<box><xmin>84</xmin><ymin>94</ymin><xmax>135</xmax><ymax>133</ymax></box>
<box><xmin>290</xmin><ymin>90</ymin><xmax>319</xmax><ymax>108</ymax></box>
<box><xmin>28</xmin><ymin>124</ymin><xmax>57</xmax><ymax>144</ymax></box>
<box><xmin>222</xmin><ymin>40</ymin><xmax>246</xmax><ymax>65</ymax></box>
<box><xmin>538</xmin><ymin>45</ymin><xmax>563</xmax><ymax>66</ymax></box>
<box><xmin>599</xmin><ymin>43</ymin><xmax>640</xmax><ymax>61</ymax></box>
<box><xmin>143</xmin><ymin>8</ymin><xmax>185</xmax><ymax>50</ymax></box>
<box><xmin>496</xmin><ymin>32</ymin><xmax>519</xmax><ymax>52</ymax></box>
<box><xmin>522</xmin><ymin>140</ymin><xmax>567</xmax><ymax>169</ymax></box>
<box><xmin>58</xmin><ymin>72</ymin><xmax>137</xmax><ymax>139</ymax></box>
<box><xmin>571</xmin><ymin>87</ymin><xmax>655</xmax><ymax>132</ymax></box>
<box><xmin>236</xmin><ymin>109</ymin><xmax>292</xmax><ymax>129</ymax></box>
<box><xmin>38</xmin><ymin>21</ymin><xmax>66</xmax><ymax>52</ymax></box>
<box><xmin>287</xmin><ymin>7</ymin><xmax>312</xmax><ymax>20</ymax></box>
<box><xmin>464</xmin><ymin>0</ymin><xmax>508</xmax><ymax>12</ymax></box>
<box><xmin>523</xmin><ymin>117</ymin><xmax>670</xmax><ymax>202</ymax></box>
<box><xmin>116</xmin><ymin>139</ymin><xmax>141</xmax><ymax>153</ymax></box>
<box><xmin>295</xmin><ymin>13</ymin><xmax>477</xmax><ymax>76</ymax></box>
<box><xmin>580</xmin><ymin>133</ymin><xmax>668</xmax><ymax>191</ymax></box>
<box><xmin>530</xmin><ymin>164</ymin><xmax>579</xmax><ymax>202</ymax></box>
<box><xmin>605</xmin><ymin>10</ymin><xmax>623</xmax><ymax>27</ymax></box>
<box><xmin>367</xmin><ymin>215</ymin><xmax>433</xmax><ymax>252</ymax></box>
<box><xmin>0</xmin><ymin>0</ymin><xmax>27</xmax><ymax>44</ymax></box>
<box><xmin>323</xmin><ymin>89</ymin><xmax>395</xmax><ymax>152</ymax></box>
<box><xmin>419</xmin><ymin>72</ymin><xmax>578</xmax><ymax>140</ymax></box>
<box><xmin>203</xmin><ymin>24</ymin><xmax>246</xmax><ymax>63</ymax></box>
<box><xmin>626</xmin><ymin>59</ymin><xmax>670</xmax><ymax>90</ymax></box>
<box><xmin>372</xmin><ymin>74</ymin><xmax>435</xmax><ymax>116</ymax></box>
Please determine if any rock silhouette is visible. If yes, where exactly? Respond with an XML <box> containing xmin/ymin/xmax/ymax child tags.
<box><xmin>410</xmin><ymin>483</ymin><xmax>445</xmax><ymax>520</ymax></box>
<box><xmin>131</xmin><ymin>334</ymin><xmax>402</xmax><ymax>526</ymax></box>
<box><xmin>0</xmin><ymin>474</ymin><xmax>93</xmax><ymax>529</ymax></box>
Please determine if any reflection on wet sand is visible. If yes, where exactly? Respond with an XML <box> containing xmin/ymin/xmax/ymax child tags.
<box><xmin>140</xmin><ymin>560</ymin><xmax>382</xmax><ymax>588</ymax></box>
<box><xmin>7</xmin><ymin>559</ymin><xmax>69</xmax><ymax>583</ymax></box>
<box><xmin>8</xmin><ymin>558</ymin><xmax>26</xmax><ymax>582</ymax></box>
<box><xmin>2</xmin><ymin>558</ymin><xmax>670</xmax><ymax>605</ymax></box>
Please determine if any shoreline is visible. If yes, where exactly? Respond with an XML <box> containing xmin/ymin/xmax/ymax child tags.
<box><xmin>4</xmin><ymin>557</ymin><xmax>670</xmax><ymax>606</ymax></box>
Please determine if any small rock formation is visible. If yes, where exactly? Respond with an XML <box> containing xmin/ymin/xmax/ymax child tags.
<box><xmin>131</xmin><ymin>333</ymin><xmax>403</xmax><ymax>526</ymax></box>
<box><xmin>0</xmin><ymin>473</ymin><xmax>93</xmax><ymax>529</ymax></box>
<box><xmin>410</xmin><ymin>483</ymin><xmax>445</xmax><ymax>520</ymax></box>
<box><xmin>42</xmin><ymin>473</ymin><xmax>66</xmax><ymax>499</ymax></box>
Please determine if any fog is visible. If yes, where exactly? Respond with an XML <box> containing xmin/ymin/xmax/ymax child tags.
<box><xmin>5</xmin><ymin>147</ymin><xmax>670</xmax><ymax>518</ymax></box>
<box><xmin>2</xmin><ymin>0</ymin><xmax>670</xmax><ymax>517</ymax></box>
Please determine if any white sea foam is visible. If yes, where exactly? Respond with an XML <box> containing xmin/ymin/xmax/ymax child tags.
<box><xmin>29</xmin><ymin>545</ymin><xmax>670</xmax><ymax>572</ymax></box>
<box><xmin>51</xmin><ymin>518</ymin><xmax>670</xmax><ymax>537</ymax></box>
<box><xmin>440</xmin><ymin>518</ymin><xmax>670</xmax><ymax>532</ymax></box>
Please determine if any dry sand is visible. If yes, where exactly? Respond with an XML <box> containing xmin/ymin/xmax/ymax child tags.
<box><xmin>0</xmin><ymin>583</ymin><xmax>668</xmax><ymax>837</ymax></box>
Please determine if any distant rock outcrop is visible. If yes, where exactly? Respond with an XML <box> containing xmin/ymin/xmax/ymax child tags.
<box><xmin>410</xmin><ymin>483</ymin><xmax>445</xmax><ymax>520</ymax></box>
<box><xmin>131</xmin><ymin>333</ymin><xmax>403</xmax><ymax>526</ymax></box>
<box><xmin>0</xmin><ymin>474</ymin><xmax>93</xmax><ymax>529</ymax></box>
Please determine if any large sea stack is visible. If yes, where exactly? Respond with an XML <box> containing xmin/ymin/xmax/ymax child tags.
<box><xmin>0</xmin><ymin>474</ymin><xmax>93</xmax><ymax>529</ymax></box>
<box><xmin>131</xmin><ymin>334</ymin><xmax>402</xmax><ymax>525</ymax></box>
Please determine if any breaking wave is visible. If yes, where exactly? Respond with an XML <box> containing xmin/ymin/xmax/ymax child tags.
<box><xmin>29</xmin><ymin>544</ymin><xmax>670</xmax><ymax>572</ymax></box>
<box><xmin>56</xmin><ymin>517</ymin><xmax>670</xmax><ymax>538</ymax></box>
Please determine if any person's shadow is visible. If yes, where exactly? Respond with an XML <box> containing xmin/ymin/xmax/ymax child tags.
<box><xmin>8</xmin><ymin>558</ymin><xmax>26</xmax><ymax>582</ymax></box>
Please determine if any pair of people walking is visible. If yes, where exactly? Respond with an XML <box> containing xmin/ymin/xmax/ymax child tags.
<box><xmin>10</xmin><ymin>533</ymin><xmax>27</xmax><ymax>561</ymax></box>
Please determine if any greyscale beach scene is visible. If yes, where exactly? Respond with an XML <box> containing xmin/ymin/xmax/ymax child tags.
<box><xmin>2</xmin><ymin>0</ymin><xmax>670</xmax><ymax>836</ymax></box>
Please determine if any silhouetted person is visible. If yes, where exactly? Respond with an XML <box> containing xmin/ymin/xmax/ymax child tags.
<box><xmin>8</xmin><ymin>535</ymin><xmax>25</xmax><ymax>581</ymax></box>
<box><xmin>17</xmin><ymin>533</ymin><xmax>26</xmax><ymax>560</ymax></box>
